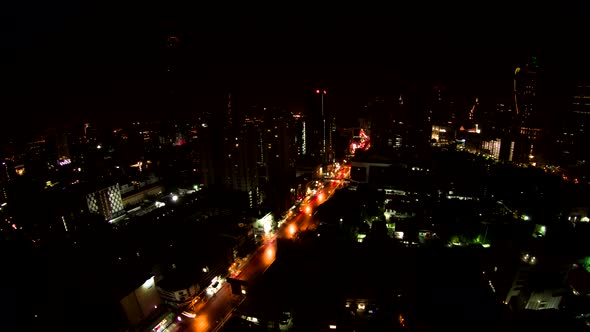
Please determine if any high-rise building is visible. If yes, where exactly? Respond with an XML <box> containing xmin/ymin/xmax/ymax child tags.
<box><xmin>292</xmin><ymin>112</ymin><xmax>307</xmax><ymax>158</ymax></box>
<box><xmin>557</xmin><ymin>82</ymin><xmax>590</xmax><ymax>166</ymax></box>
<box><xmin>0</xmin><ymin>159</ymin><xmax>12</xmax><ymax>207</ymax></box>
<box><xmin>485</xmin><ymin>101</ymin><xmax>518</xmax><ymax>162</ymax></box>
<box><xmin>200</xmin><ymin>93</ymin><xmax>261</xmax><ymax>210</ymax></box>
<box><xmin>244</xmin><ymin>105</ymin><xmax>298</xmax><ymax>214</ymax></box>
<box><xmin>514</xmin><ymin>58</ymin><xmax>539</xmax><ymax>126</ymax></box>
<box><xmin>396</xmin><ymin>85</ymin><xmax>433</xmax><ymax>154</ymax></box>
<box><xmin>514</xmin><ymin>56</ymin><xmax>542</xmax><ymax>162</ymax></box>
<box><xmin>86</xmin><ymin>183</ymin><xmax>125</xmax><ymax>222</ymax></box>
<box><xmin>227</xmin><ymin>122</ymin><xmax>260</xmax><ymax>209</ymax></box>
<box><xmin>305</xmin><ymin>88</ymin><xmax>335</xmax><ymax>165</ymax></box>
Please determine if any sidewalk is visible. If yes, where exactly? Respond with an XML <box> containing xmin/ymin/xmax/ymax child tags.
<box><xmin>140</xmin><ymin>307</ymin><xmax>175</xmax><ymax>332</ymax></box>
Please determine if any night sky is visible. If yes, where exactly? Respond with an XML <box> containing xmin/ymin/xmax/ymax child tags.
<box><xmin>1</xmin><ymin>1</ymin><xmax>589</xmax><ymax>137</ymax></box>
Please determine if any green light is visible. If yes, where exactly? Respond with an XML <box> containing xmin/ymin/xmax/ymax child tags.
<box><xmin>531</xmin><ymin>56</ymin><xmax>539</xmax><ymax>69</ymax></box>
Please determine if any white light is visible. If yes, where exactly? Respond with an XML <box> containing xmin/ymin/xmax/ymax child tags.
<box><xmin>141</xmin><ymin>276</ymin><xmax>155</xmax><ymax>289</ymax></box>
<box><xmin>263</xmin><ymin>219</ymin><xmax>272</xmax><ymax>234</ymax></box>
<box><xmin>172</xmin><ymin>195</ymin><xmax>178</xmax><ymax>202</ymax></box>
<box><xmin>329</xmin><ymin>325</ymin><xmax>337</xmax><ymax>329</ymax></box>
<box><xmin>182</xmin><ymin>311</ymin><xmax>196</xmax><ymax>318</ymax></box>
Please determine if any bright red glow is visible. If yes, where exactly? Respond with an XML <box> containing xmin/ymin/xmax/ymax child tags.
<box><xmin>349</xmin><ymin>128</ymin><xmax>371</xmax><ymax>155</ymax></box>
<box><xmin>323</xmin><ymin>90</ymin><xmax>327</xmax><ymax>94</ymax></box>
<box><xmin>316</xmin><ymin>89</ymin><xmax>320</xmax><ymax>94</ymax></box>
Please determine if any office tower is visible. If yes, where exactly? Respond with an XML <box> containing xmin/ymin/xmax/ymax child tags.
<box><xmin>489</xmin><ymin>101</ymin><xmax>518</xmax><ymax>162</ymax></box>
<box><xmin>200</xmin><ymin>93</ymin><xmax>260</xmax><ymax>210</ymax></box>
<box><xmin>260</xmin><ymin>107</ymin><xmax>296</xmax><ymax>214</ymax></box>
<box><xmin>514</xmin><ymin>56</ymin><xmax>542</xmax><ymax>162</ymax></box>
<box><xmin>514</xmin><ymin>57</ymin><xmax>539</xmax><ymax>127</ymax></box>
<box><xmin>398</xmin><ymin>84</ymin><xmax>433</xmax><ymax>154</ymax></box>
<box><xmin>243</xmin><ymin>105</ymin><xmax>298</xmax><ymax>213</ymax></box>
<box><xmin>86</xmin><ymin>183</ymin><xmax>125</xmax><ymax>222</ymax></box>
<box><xmin>557</xmin><ymin>82</ymin><xmax>590</xmax><ymax>166</ymax></box>
<box><xmin>0</xmin><ymin>159</ymin><xmax>12</xmax><ymax>207</ymax></box>
<box><xmin>292</xmin><ymin>112</ymin><xmax>306</xmax><ymax>158</ymax></box>
<box><xmin>157</xmin><ymin>31</ymin><xmax>190</xmax><ymax>147</ymax></box>
<box><xmin>228</xmin><ymin>122</ymin><xmax>261</xmax><ymax>209</ymax></box>
<box><xmin>388</xmin><ymin>94</ymin><xmax>409</xmax><ymax>151</ymax></box>
<box><xmin>306</xmin><ymin>88</ymin><xmax>335</xmax><ymax>165</ymax></box>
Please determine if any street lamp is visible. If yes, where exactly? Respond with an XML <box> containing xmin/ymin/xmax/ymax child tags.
<box><xmin>288</xmin><ymin>224</ymin><xmax>296</xmax><ymax>237</ymax></box>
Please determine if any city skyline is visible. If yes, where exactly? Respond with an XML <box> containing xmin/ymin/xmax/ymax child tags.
<box><xmin>2</xmin><ymin>2</ymin><xmax>590</xmax><ymax>137</ymax></box>
<box><xmin>3</xmin><ymin>3</ymin><xmax>590</xmax><ymax>332</ymax></box>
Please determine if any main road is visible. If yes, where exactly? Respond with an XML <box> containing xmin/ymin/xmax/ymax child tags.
<box><xmin>178</xmin><ymin>167</ymin><xmax>349</xmax><ymax>332</ymax></box>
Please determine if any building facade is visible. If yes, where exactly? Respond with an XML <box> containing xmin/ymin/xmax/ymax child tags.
<box><xmin>86</xmin><ymin>183</ymin><xmax>125</xmax><ymax>222</ymax></box>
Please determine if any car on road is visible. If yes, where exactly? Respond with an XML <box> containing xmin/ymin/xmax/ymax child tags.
<box><xmin>181</xmin><ymin>308</ymin><xmax>196</xmax><ymax>319</ymax></box>
<box><xmin>219</xmin><ymin>316</ymin><xmax>265</xmax><ymax>332</ymax></box>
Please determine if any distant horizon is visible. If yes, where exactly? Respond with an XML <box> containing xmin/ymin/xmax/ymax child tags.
<box><xmin>0</xmin><ymin>61</ymin><xmax>585</xmax><ymax>144</ymax></box>
<box><xmin>2</xmin><ymin>2</ymin><xmax>590</xmax><ymax>140</ymax></box>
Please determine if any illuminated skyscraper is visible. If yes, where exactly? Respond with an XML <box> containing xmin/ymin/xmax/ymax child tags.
<box><xmin>0</xmin><ymin>159</ymin><xmax>12</xmax><ymax>208</ymax></box>
<box><xmin>514</xmin><ymin>63</ymin><xmax>537</xmax><ymax>125</ymax></box>
<box><xmin>306</xmin><ymin>88</ymin><xmax>335</xmax><ymax>165</ymax></box>
<box><xmin>292</xmin><ymin>112</ymin><xmax>306</xmax><ymax>157</ymax></box>
<box><xmin>242</xmin><ymin>105</ymin><xmax>297</xmax><ymax>214</ymax></box>
<box><xmin>513</xmin><ymin>56</ymin><xmax>543</xmax><ymax>162</ymax></box>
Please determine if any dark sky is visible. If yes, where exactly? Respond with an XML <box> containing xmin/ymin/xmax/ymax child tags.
<box><xmin>1</xmin><ymin>1</ymin><xmax>589</xmax><ymax>137</ymax></box>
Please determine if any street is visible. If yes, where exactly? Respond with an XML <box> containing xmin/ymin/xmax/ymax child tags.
<box><xmin>178</xmin><ymin>166</ymin><xmax>348</xmax><ymax>332</ymax></box>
